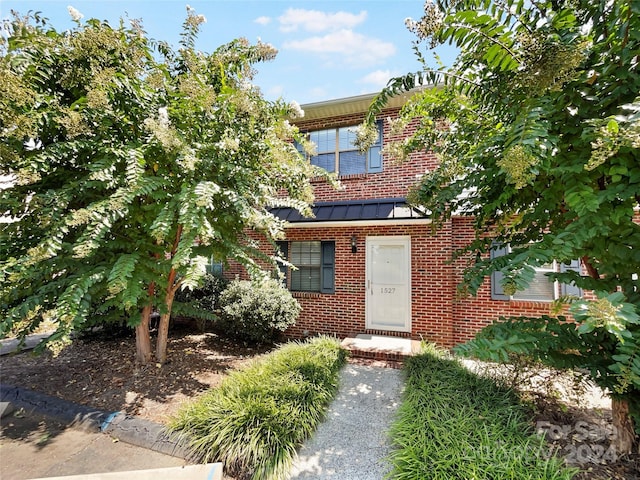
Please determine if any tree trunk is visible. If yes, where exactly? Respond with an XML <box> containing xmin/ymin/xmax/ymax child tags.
<box><xmin>612</xmin><ymin>397</ymin><xmax>637</xmax><ymax>455</ymax></box>
<box><xmin>135</xmin><ymin>303</ymin><xmax>153</xmax><ymax>364</ymax></box>
<box><xmin>155</xmin><ymin>225</ymin><xmax>183</xmax><ymax>364</ymax></box>
<box><xmin>581</xmin><ymin>255</ymin><xmax>600</xmax><ymax>280</ymax></box>
<box><xmin>155</xmin><ymin>311</ymin><xmax>171</xmax><ymax>364</ymax></box>
<box><xmin>155</xmin><ymin>271</ymin><xmax>177</xmax><ymax>364</ymax></box>
<box><xmin>135</xmin><ymin>282</ymin><xmax>156</xmax><ymax>365</ymax></box>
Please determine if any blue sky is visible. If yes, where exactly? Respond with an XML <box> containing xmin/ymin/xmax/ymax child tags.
<box><xmin>1</xmin><ymin>1</ymin><xmax>456</xmax><ymax>105</ymax></box>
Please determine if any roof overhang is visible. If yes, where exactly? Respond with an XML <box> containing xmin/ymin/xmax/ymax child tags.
<box><xmin>299</xmin><ymin>88</ymin><xmax>426</xmax><ymax>121</ymax></box>
<box><xmin>270</xmin><ymin>198</ymin><xmax>431</xmax><ymax>229</ymax></box>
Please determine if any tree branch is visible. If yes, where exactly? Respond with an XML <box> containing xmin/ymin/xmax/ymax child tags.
<box><xmin>170</xmin><ymin>224</ymin><xmax>183</xmax><ymax>258</ymax></box>
<box><xmin>449</xmin><ymin>22</ymin><xmax>520</xmax><ymax>61</ymax></box>
<box><xmin>581</xmin><ymin>255</ymin><xmax>600</xmax><ymax>280</ymax></box>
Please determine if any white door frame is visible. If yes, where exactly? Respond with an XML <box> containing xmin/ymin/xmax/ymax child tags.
<box><xmin>365</xmin><ymin>236</ymin><xmax>411</xmax><ymax>333</ymax></box>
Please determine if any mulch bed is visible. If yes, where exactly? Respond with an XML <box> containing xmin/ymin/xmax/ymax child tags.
<box><xmin>0</xmin><ymin>320</ymin><xmax>271</xmax><ymax>424</ymax></box>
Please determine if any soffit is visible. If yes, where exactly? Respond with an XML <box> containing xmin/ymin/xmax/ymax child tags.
<box><xmin>299</xmin><ymin>89</ymin><xmax>423</xmax><ymax>121</ymax></box>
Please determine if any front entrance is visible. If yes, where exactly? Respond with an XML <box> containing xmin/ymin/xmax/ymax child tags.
<box><xmin>365</xmin><ymin>236</ymin><xmax>411</xmax><ymax>332</ymax></box>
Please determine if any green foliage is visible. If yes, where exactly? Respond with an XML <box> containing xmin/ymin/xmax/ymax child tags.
<box><xmin>368</xmin><ymin>0</ymin><xmax>640</xmax><ymax>299</ymax></box>
<box><xmin>218</xmin><ymin>278</ymin><xmax>301</xmax><ymax>345</ymax></box>
<box><xmin>169</xmin><ymin>336</ymin><xmax>347</xmax><ymax>480</ymax></box>
<box><xmin>456</xmin><ymin>292</ymin><xmax>640</xmax><ymax>432</ymax></box>
<box><xmin>172</xmin><ymin>273</ymin><xmax>227</xmax><ymax>327</ymax></box>
<box><xmin>388</xmin><ymin>350</ymin><xmax>576</xmax><ymax>479</ymax></box>
<box><xmin>0</xmin><ymin>8</ymin><xmax>319</xmax><ymax>355</ymax></box>
<box><xmin>367</xmin><ymin>0</ymin><xmax>640</xmax><ymax>436</ymax></box>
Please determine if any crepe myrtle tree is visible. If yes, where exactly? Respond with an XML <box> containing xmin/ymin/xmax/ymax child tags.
<box><xmin>364</xmin><ymin>0</ymin><xmax>640</xmax><ymax>452</ymax></box>
<box><xmin>0</xmin><ymin>7</ymin><xmax>324</xmax><ymax>365</ymax></box>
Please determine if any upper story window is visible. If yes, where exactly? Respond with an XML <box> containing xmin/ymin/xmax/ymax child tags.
<box><xmin>298</xmin><ymin>121</ymin><xmax>383</xmax><ymax>176</ymax></box>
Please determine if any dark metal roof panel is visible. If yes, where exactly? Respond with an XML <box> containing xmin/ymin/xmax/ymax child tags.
<box><xmin>315</xmin><ymin>205</ymin><xmax>334</xmax><ymax>221</ymax></box>
<box><xmin>269</xmin><ymin>198</ymin><xmax>428</xmax><ymax>223</ymax></box>
<box><xmin>361</xmin><ymin>203</ymin><xmax>379</xmax><ymax>219</ymax></box>
<box><xmin>331</xmin><ymin>204</ymin><xmax>348</xmax><ymax>220</ymax></box>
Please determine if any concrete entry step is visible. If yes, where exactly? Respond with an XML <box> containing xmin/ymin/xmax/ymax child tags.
<box><xmin>341</xmin><ymin>334</ymin><xmax>421</xmax><ymax>363</ymax></box>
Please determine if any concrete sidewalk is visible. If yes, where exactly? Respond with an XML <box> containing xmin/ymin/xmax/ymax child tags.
<box><xmin>2</xmin><ymin>363</ymin><xmax>406</xmax><ymax>480</ymax></box>
<box><xmin>0</xmin><ymin>333</ymin><xmax>52</xmax><ymax>356</ymax></box>
<box><xmin>1</xmin><ymin>364</ymin><xmax>406</xmax><ymax>480</ymax></box>
<box><xmin>0</xmin><ymin>407</ymin><xmax>188</xmax><ymax>480</ymax></box>
<box><xmin>0</xmin><ymin>384</ymin><xmax>199</xmax><ymax>480</ymax></box>
<box><xmin>289</xmin><ymin>362</ymin><xmax>405</xmax><ymax>479</ymax></box>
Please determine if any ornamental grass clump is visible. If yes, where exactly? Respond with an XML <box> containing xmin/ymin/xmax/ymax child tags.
<box><xmin>169</xmin><ymin>336</ymin><xmax>347</xmax><ymax>480</ymax></box>
<box><xmin>388</xmin><ymin>347</ymin><xmax>577</xmax><ymax>480</ymax></box>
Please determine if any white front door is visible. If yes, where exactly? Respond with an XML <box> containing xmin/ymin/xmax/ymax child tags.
<box><xmin>366</xmin><ymin>236</ymin><xmax>411</xmax><ymax>332</ymax></box>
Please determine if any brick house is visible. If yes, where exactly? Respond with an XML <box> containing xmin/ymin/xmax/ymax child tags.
<box><xmin>225</xmin><ymin>92</ymin><xmax>581</xmax><ymax>348</ymax></box>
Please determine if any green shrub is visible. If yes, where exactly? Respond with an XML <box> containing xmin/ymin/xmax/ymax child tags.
<box><xmin>217</xmin><ymin>278</ymin><xmax>301</xmax><ymax>344</ymax></box>
<box><xmin>169</xmin><ymin>336</ymin><xmax>347</xmax><ymax>480</ymax></box>
<box><xmin>172</xmin><ymin>273</ymin><xmax>227</xmax><ymax>330</ymax></box>
<box><xmin>387</xmin><ymin>349</ymin><xmax>577</xmax><ymax>480</ymax></box>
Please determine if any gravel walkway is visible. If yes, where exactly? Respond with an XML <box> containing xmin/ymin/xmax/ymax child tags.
<box><xmin>289</xmin><ymin>363</ymin><xmax>404</xmax><ymax>479</ymax></box>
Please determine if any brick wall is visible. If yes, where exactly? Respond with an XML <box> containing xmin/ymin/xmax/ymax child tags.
<box><xmin>274</xmin><ymin>221</ymin><xmax>557</xmax><ymax>347</ymax></box>
<box><xmin>279</xmin><ymin>223</ymin><xmax>458</xmax><ymax>345</ymax></box>
<box><xmin>223</xmin><ymin>225</ymin><xmax>579</xmax><ymax>348</ymax></box>
<box><xmin>449</xmin><ymin>217</ymin><xmax>558</xmax><ymax>344</ymax></box>
<box><xmin>295</xmin><ymin>108</ymin><xmax>439</xmax><ymax>202</ymax></box>
<box><xmin>221</xmin><ymin>105</ymin><xmax>597</xmax><ymax>348</ymax></box>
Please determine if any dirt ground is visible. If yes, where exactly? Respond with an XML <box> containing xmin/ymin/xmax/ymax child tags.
<box><xmin>0</xmin><ymin>320</ymin><xmax>272</xmax><ymax>424</ymax></box>
<box><xmin>1</xmin><ymin>320</ymin><xmax>638</xmax><ymax>479</ymax></box>
<box><xmin>532</xmin><ymin>397</ymin><xmax>639</xmax><ymax>479</ymax></box>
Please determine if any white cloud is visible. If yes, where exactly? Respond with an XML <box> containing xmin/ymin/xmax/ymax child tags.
<box><xmin>267</xmin><ymin>85</ymin><xmax>284</xmax><ymax>98</ymax></box>
<box><xmin>359</xmin><ymin>69</ymin><xmax>397</xmax><ymax>88</ymax></box>
<box><xmin>309</xmin><ymin>86</ymin><xmax>328</xmax><ymax>100</ymax></box>
<box><xmin>283</xmin><ymin>30</ymin><xmax>395</xmax><ymax>67</ymax></box>
<box><xmin>254</xmin><ymin>16</ymin><xmax>271</xmax><ymax>26</ymax></box>
<box><xmin>278</xmin><ymin>8</ymin><xmax>367</xmax><ymax>33</ymax></box>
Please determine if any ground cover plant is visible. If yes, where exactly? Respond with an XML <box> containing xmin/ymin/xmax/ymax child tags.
<box><xmin>387</xmin><ymin>346</ymin><xmax>577</xmax><ymax>480</ymax></box>
<box><xmin>168</xmin><ymin>336</ymin><xmax>347</xmax><ymax>480</ymax></box>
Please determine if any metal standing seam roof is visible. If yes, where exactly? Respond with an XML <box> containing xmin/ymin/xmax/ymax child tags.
<box><xmin>269</xmin><ymin>198</ymin><xmax>429</xmax><ymax>223</ymax></box>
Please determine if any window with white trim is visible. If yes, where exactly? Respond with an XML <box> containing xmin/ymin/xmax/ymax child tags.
<box><xmin>491</xmin><ymin>245</ymin><xmax>582</xmax><ymax>301</ymax></box>
<box><xmin>513</xmin><ymin>261</ymin><xmax>556</xmax><ymax>301</ymax></box>
<box><xmin>276</xmin><ymin>240</ymin><xmax>335</xmax><ymax>293</ymax></box>
<box><xmin>298</xmin><ymin>121</ymin><xmax>383</xmax><ymax>176</ymax></box>
<box><xmin>206</xmin><ymin>257</ymin><xmax>223</xmax><ymax>276</ymax></box>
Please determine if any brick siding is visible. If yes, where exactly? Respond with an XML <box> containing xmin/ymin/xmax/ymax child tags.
<box><xmin>222</xmin><ymin>101</ymin><xmax>593</xmax><ymax>348</ymax></box>
<box><xmin>297</xmin><ymin>109</ymin><xmax>439</xmax><ymax>202</ymax></box>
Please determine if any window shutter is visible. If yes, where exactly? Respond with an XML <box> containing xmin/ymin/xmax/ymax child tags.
<box><xmin>560</xmin><ymin>259</ymin><xmax>583</xmax><ymax>297</ymax></box>
<box><xmin>275</xmin><ymin>241</ymin><xmax>288</xmax><ymax>286</ymax></box>
<box><xmin>321</xmin><ymin>241</ymin><xmax>335</xmax><ymax>294</ymax></box>
<box><xmin>294</xmin><ymin>140</ymin><xmax>304</xmax><ymax>156</ymax></box>
<box><xmin>491</xmin><ymin>244</ymin><xmax>510</xmax><ymax>301</ymax></box>
<box><xmin>368</xmin><ymin>146</ymin><xmax>382</xmax><ymax>173</ymax></box>
<box><xmin>367</xmin><ymin>120</ymin><xmax>383</xmax><ymax>173</ymax></box>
